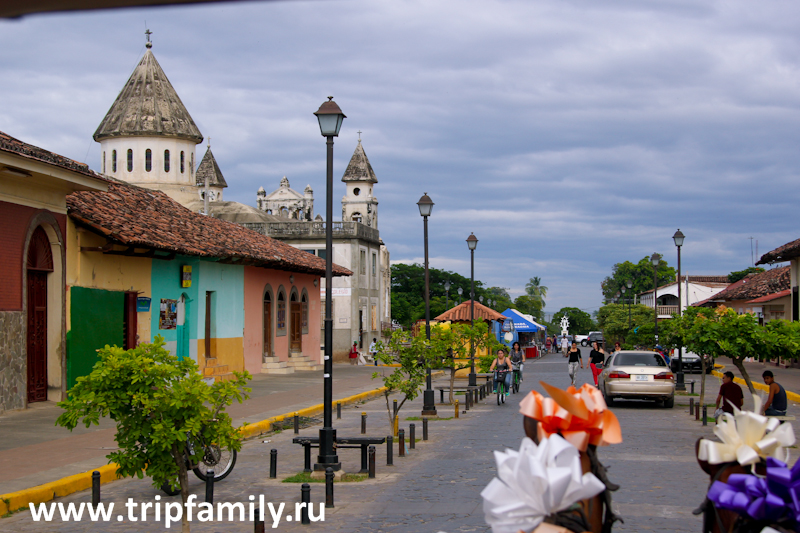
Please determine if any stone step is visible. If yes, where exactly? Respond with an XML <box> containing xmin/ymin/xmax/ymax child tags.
<box><xmin>292</xmin><ymin>363</ymin><xmax>324</xmax><ymax>371</ymax></box>
<box><xmin>262</xmin><ymin>356</ymin><xmax>282</xmax><ymax>363</ymax></box>
<box><xmin>262</xmin><ymin>361</ymin><xmax>289</xmax><ymax>369</ymax></box>
<box><xmin>214</xmin><ymin>373</ymin><xmax>236</xmax><ymax>382</ymax></box>
<box><xmin>261</xmin><ymin>367</ymin><xmax>296</xmax><ymax>375</ymax></box>
<box><xmin>205</xmin><ymin>357</ymin><xmax>218</xmax><ymax>366</ymax></box>
<box><xmin>288</xmin><ymin>355</ymin><xmax>311</xmax><ymax>363</ymax></box>
<box><xmin>203</xmin><ymin>364</ymin><xmax>229</xmax><ymax>376</ymax></box>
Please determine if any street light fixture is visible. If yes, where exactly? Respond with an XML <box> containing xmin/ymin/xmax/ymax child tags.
<box><xmin>418</xmin><ymin>193</ymin><xmax>437</xmax><ymax>416</ymax></box>
<box><xmin>457</xmin><ymin>287</ymin><xmax>463</xmax><ymax>305</ymax></box>
<box><xmin>444</xmin><ymin>280</ymin><xmax>451</xmax><ymax>310</ymax></box>
<box><xmin>650</xmin><ymin>252</ymin><xmax>661</xmax><ymax>346</ymax></box>
<box><xmin>621</xmin><ymin>286</ymin><xmax>632</xmax><ymax>331</ymax></box>
<box><xmin>313</xmin><ymin>96</ymin><xmax>346</xmax><ymax>473</ymax></box>
<box><xmin>673</xmin><ymin>229</ymin><xmax>686</xmax><ymax>390</ymax></box>
<box><xmin>467</xmin><ymin>232</ymin><xmax>478</xmax><ymax>386</ymax></box>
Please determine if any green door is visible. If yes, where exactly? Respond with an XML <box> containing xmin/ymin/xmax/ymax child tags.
<box><xmin>68</xmin><ymin>287</ymin><xmax>124</xmax><ymax>389</ymax></box>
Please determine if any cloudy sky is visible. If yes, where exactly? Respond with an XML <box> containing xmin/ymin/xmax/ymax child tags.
<box><xmin>3</xmin><ymin>0</ymin><xmax>799</xmax><ymax>316</ymax></box>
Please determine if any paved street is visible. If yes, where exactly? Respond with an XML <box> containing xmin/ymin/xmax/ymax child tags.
<box><xmin>6</xmin><ymin>348</ymin><xmax>795</xmax><ymax>532</ymax></box>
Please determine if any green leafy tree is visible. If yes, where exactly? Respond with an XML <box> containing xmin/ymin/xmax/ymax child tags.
<box><xmin>601</xmin><ymin>256</ymin><xmax>676</xmax><ymax>302</ymax></box>
<box><xmin>728</xmin><ymin>267</ymin><xmax>765</xmax><ymax>283</ymax></box>
<box><xmin>56</xmin><ymin>337</ymin><xmax>251</xmax><ymax>533</ymax></box>
<box><xmin>552</xmin><ymin>307</ymin><xmax>596</xmax><ymax>335</ymax></box>
<box><xmin>514</xmin><ymin>294</ymin><xmax>544</xmax><ymax>321</ymax></box>
<box><xmin>525</xmin><ymin>277</ymin><xmax>548</xmax><ymax>307</ymax></box>
<box><xmin>486</xmin><ymin>286</ymin><xmax>514</xmax><ymax>312</ymax></box>
<box><xmin>596</xmin><ymin>303</ymin><xmax>658</xmax><ymax>346</ymax></box>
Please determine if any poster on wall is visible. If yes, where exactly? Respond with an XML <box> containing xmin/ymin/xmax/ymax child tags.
<box><xmin>159</xmin><ymin>298</ymin><xmax>178</xmax><ymax>330</ymax></box>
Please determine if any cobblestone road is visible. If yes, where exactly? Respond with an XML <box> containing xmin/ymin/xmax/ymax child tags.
<box><xmin>2</xmin><ymin>349</ymin><xmax>796</xmax><ymax>532</ymax></box>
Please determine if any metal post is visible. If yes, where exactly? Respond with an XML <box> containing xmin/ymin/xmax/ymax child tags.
<box><xmin>325</xmin><ymin>467</ymin><xmax>334</xmax><ymax>508</ymax></box>
<box><xmin>469</xmin><ymin>248</ymin><xmax>477</xmax><ymax>386</ymax></box>
<box><xmin>368</xmin><ymin>446</ymin><xmax>376</xmax><ymax>478</ymax></box>
<box><xmin>691</xmin><ymin>381</ymin><xmax>695</xmax><ymax>394</ymax></box>
<box><xmin>316</xmin><ymin>134</ymin><xmax>340</xmax><ymax>472</ymax></box>
<box><xmin>465</xmin><ymin>392</ymin><xmax>470</xmax><ymax>411</ymax></box>
<box><xmin>455</xmin><ymin>399</ymin><xmax>459</xmax><ymax>418</ymax></box>
<box><xmin>361</xmin><ymin>412</ymin><xmax>367</xmax><ymax>434</ymax></box>
<box><xmin>653</xmin><ymin>260</ymin><xmax>659</xmax><ymax>345</ymax></box>
<box><xmin>91</xmin><ymin>471</ymin><xmax>100</xmax><ymax>507</ymax></box>
<box><xmin>398</xmin><ymin>429</ymin><xmax>405</xmax><ymax>457</ymax></box>
<box><xmin>386</xmin><ymin>436</ymin><xmax>394</xmax><ymax>466</ymax></box>
<box><xmin>294</xmin><ymin>413</ymin><xmax>300</xmax><ymax>434</ymax></box>
<box><xmin>422</xmin><ymin>212</ymin><xmax>437</xmax><ymax>416</ymax></box>
<box><xmin>255</xmin><ymin>506</ymin><xmax>266</xmax><ymax>533</ymax></box>
<box><xmin>422</xmin><ymin>418</ymin><xmax>428</xmax><ymax>441</ymax></box>
<box><xmin>696</xmin><ymin>403</ymin><xmax>700</xmax><ymax>421</ymax></box>
<box><xmin>336</xmin><ymin>402</ymin><xmax>341</xmax><ymax>420</ymax></box>
<box><xmin>300</xmin><ymin>484</ymin><xmax>311</xmax><ymax>524</ymax></box>
<box><xmin>205</xmin><ymin>470</ymin><xmax>214</xmax><ymax>504</ymax></box>
<box><xmin>409</xmin><ymin>423</ymin><xmax>416</xmax><ymax>449</ymax></box>
<box><xmin>676</xmin><ymin>243</ymin><xmax>686</xmax><ymax>390</ymax></box>
<box><xmin>689</xmin><ymin>398</ymin><xmax>694</xmax><ymax>416</ymax></box>
<box><xmin>702</xmin><ymin>405</ymin><xmax>708</xmax><ymax>426</ymax></box>
<box><xmin>269</xmin><ymin>449</ymin><xmax>277</xmax><ymax>479</ymax></box>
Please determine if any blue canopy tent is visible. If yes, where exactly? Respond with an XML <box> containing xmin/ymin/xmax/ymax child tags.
<box><xmin>496</xmin><ymin>308</ymin><xmax>547</xmax><ymax>348</ymax></box>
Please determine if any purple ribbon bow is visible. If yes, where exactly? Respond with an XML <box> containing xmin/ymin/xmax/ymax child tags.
<box><xmin>707</xmin><ymin>457</ymin><xmax>800</xmax><ymax>524</ymax></box>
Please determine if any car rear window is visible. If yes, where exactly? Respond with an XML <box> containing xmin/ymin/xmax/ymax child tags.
<box><xmin>614</xmin><ymin>352</ymin><xmax>666</xmax><ymax>367</ymax></box>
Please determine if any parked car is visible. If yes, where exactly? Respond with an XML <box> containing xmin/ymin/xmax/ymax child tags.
<box><xmin>582</xmin><ymin>331</ymin><xmax>602</xmax><ymax>347</ymax></box>
<box><xmin>588</xmin><ymin>331</ymin><xmax>604</xmax><ymax>346</ymax></box>
<box><xmin>669</xmin><ymin>350</ymin><xmax>713</xmax><ymax>374</ymax></box>
<box><xmin>598</xmin><ymin>350</ymin><xmax>675</xmax><ymax>408</ymax></box>
<box><xmin>574</xmin><ymin>334</ymin><xmax>589</xmax><ymax>346</ymax></box>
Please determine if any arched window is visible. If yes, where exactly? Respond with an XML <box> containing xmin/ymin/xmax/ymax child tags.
<box><xmin>263</xmin><ymin>291</ymin><xmax>272</xmax><ymax>356</ymax></box>
<box><xmin>276</xmin><ymin>291</ymin><xmax>286</xmax><ymax>336</ymax></box>
<box><xmin>281</xmin><ymin>207</ymin><xmax>289</xmax><ymax>217</ymax></box>
<box><xmin>102</xmin><ymin>151</ymin><xmax>106</xmax><ymax>173</ymax></box>
<box><xmin>353</xmin><ymin>187</ymin><xmax>360</xmax><ymax>196</ymax></box>
<box><xmin>301</xmin><ymin>293</ymin><xmax>308</xmax><ymax>334</ymax></box>
<box><xmin>180</xmin><ymin>151</ymin><xmax>185</xmax><ymax>174</ymax></box>
<box><xmin>164</xmin><ymin>150</ymin><xmax>170</xmax><ymax>172</ymax></box>
<box><xmin>127</xmin><ymin>149</ymin><xmax>133</xmax><ymax>172</ymax></box>
<box><xmin>145</xmin><ymin>149</ymin><xmax>152</xmax><ymax>172</ymax></box>
<box><xmin>112</xmin><ymin>150</ymin><xmax>117</xmax><ymax>172</ymax></box>
<box><xmin>351</xmin><ymin>212</ymin><xmax>362</xmax><ymax>223</ymax></box>
<box><xmin>190</xmin><ymin>153</ymin><xmax>194</xmax><ymax>178</ymax></box>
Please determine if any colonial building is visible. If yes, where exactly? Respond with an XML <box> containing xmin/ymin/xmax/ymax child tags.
<box><xmin>256</xmin><ymin>177</ymin><xmax>314</xmax><ymax>220</ymax></box>
<box><xmin>693</xmin><ymin>266</ymin><xmax>791</xmax><ymax>324</ymax></box>
<box><xmin>637</xmin><ymin>275</ymin><xmax>729</xmax><ymax>319</ymax></box>
<box><xmin>758</xmin><ymin>238</ymin><xmax>800</xmax><ymax>321</ymax></box>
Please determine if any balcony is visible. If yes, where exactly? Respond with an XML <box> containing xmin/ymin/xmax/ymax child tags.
<box><xmin>241</xmin><ymin>221</ymin><xmax>381</xmax><ymax>244</ymax></box>
<box><xmin>656</xmin><ymin>305</ymin><xmax>679</xmax><ymax>317</ymax></box>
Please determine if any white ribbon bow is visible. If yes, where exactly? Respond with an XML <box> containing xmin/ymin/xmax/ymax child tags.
<box><xmin>698</xmin><ymin>396</ymin><xmax>795</xmax><ymax>466</ymax></box>
<box><xmin>480</xmin><ymin>434</ymin><xmax>606</xmax><ymax>533</ymax></box>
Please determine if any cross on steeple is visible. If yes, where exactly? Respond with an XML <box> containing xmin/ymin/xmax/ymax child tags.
<box><xmin>357</xmin><ymin>130</ymin><xmax>362</xmax><ymax>142</ymax></box>
<box><xmin>145</xmin><ymin>28</ymin><xmax>153</xmax><ymax>48</ymax></box>
<box><xmin>208</xmin><ymin>137</ymin><xmax>211</xmax><ymax>149</ymax></box>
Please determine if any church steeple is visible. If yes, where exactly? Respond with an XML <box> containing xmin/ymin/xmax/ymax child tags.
<box><xmin>341</xmin><ymin>139</ymin><xmax>377</xmax><ymax>184</ymax></box>
<box><xmin>341</xmin><ymin>139</ymin><xmax>378</xmax><ymax>228</ymax></box>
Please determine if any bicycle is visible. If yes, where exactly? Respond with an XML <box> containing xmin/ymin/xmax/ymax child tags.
<box><xmin>511</xmin><ymin>368</ymin><xmax>521</xmax><ymax>394</ymax></box>
<box><xmin>495</xmin><ymin>370</ymin><xmax>509</xmax><ymax>405</ymax></box>
<box><xmin>159</xmin><ymin>427</ymin><xmax>238</xmax><ymax>495</ymax></box>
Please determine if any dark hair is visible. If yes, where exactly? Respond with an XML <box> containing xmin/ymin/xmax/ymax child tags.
<box><xmin>513</xmin><ymin>341</ymin><xmax>521</xmax><ymax>350</ymax></box>
<box><xmin>763</xmin><ymin>370</ymin><xmax>774</xmax><ymax>378</ymax></box>
<box><xmin>724</xmin><ymin>371</ymin><xmax>735</xmax><ymax>380</ymax></box>
<box><xmin>497</xmin><ymin>348</ymin><xmax>506</xmax><ymax>355</ymax></box>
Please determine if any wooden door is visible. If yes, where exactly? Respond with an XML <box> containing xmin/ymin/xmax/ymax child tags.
<box><xmin>27</xmin><ymin>271</ymin><xmax>47</xmax><ymax>403</ymax></box>
<box><xmin>290</xmin><ymin>302</ymin><xmax>302</xmax><ymax>351</ymax></box>
<box><xmin>263</xmin><ymin>295</ymin><xmax>272</xmax><ymax>356</ymax></box>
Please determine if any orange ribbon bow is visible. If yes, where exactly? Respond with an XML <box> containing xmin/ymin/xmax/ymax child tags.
<box><xmin>519</xmin><ymin>382</ymin><xmax>623</xmax><ymax>451</ymax></box>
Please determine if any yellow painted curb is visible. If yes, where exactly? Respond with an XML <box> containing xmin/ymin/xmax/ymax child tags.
<box><xmin>711</xmin><ymin>368</ymin><xmax>800</xmax><ymax>404</ymax></box>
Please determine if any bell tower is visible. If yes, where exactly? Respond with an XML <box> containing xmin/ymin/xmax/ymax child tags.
<box><xmin>341</xmin><ymin>137</ymin><xmax>378</xmax><ymax>228</ymax></box>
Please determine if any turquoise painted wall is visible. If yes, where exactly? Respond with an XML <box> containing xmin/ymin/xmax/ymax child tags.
<box><xmin>150</xmin><ymin>256</ymin><xmax>200</xmax><ymax>358</ymax></box>
<box><xmin>195</xmin><ymin>260</ymin><xmax>244</xmax><ymax>340</ymax></box>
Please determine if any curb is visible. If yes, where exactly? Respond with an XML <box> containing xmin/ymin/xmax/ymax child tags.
<box><xmin>0</xmin><ymin>370</ymin><xmax>444</xmax><ymax>516</ymax></box>
<box><xmin>711</xmin><ymin>367</ymin><xmax>800</xmax><ymax>404</ymax></box>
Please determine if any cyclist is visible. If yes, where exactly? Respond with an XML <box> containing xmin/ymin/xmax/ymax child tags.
<box><xmin>489</xmin><ymin>348</ymin><xmax>513</xmax><ymax>397</ymax></box>
<box><xmin>509</xmin><ymin>341</ymin><xmax>525</xmax><ymax>385</ymax></box>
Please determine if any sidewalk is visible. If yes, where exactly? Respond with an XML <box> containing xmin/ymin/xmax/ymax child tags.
<box><xmin>713</xmin><ymin>357</ymin><xmax>800</xmax><ymax>403</ymax></box>
<box><xmin>0</xmin><ymin>364</ymin><xmax>389</xmax><ymax>495</ymax></box>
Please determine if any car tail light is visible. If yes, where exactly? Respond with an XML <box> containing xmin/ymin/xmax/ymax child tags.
<box><xmin>608</xmin><ymin>371</ymin><xmax>630</xmax><ymax>379</ymax></box>
<box><xmin>654</xmin><ymin>372</ymin><xmax>674</xmax><ymax>380</ymax></box>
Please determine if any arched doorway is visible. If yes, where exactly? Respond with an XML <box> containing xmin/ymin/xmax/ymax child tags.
<box><xmin>290</xmin><ymin>292</ymin><xmax>302</xmax><ymax>352</ymax></box>
<box><xmin>27</xmin><ymin>226</ymin><xmax>53</xmax><ymax>403</ymax></box>
<box><xmin>263</xmin><ymin>291</ymin><xmax>272</xmax><ymax>358</ymax></box>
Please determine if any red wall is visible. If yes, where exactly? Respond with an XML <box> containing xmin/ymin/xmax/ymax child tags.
<box><xmin>0</xmin><ymin>201</ymin><xmax>66</xmax><ymax>310</ymax></box>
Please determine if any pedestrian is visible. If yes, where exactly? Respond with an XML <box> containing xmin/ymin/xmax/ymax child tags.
<box><xmin>564</xmin><ymin>340</ymin><xmax>583</xmax><ymax>387</ymax></box>
<box><xmin>489</xmin><ymin>348</ymin><xmax>513</xmax><ymax>396</ymax></box>
<box><xmin>715</xmin><ymin>371</ymin><xmax>743</xmax><ymax>416</ymax></box>
<box><xmin>349</xmin><ymin>341</ymin><xmax>358</xmax><ymax>366</ymax></box>
<box><xmin>588</xmin><ymin>341</ymin><xmax>605</xmax><ymax>387</ymax></box>
<box><xmin>369</xmin><ymin>337</ymin><xmax>378</xmax><ymax>366</ymax></box>
<box><xmin>545</xmin><ymin>337</ymin><xmax>552</xmax><ymax>354</ymax></box>
<box><xmin>509</xmin><ymin>341</ymin><xmax>526</xmax><ymax>382</ymax></box>
<box><xmin>762</xmin><ymin>370</ymin><xmax>788</xmax><ymax>416</ymax></box>
<box><xmin>560</xmin><ymin>335</ymin><xmax>570</xmax><ymax>356</ymax></box>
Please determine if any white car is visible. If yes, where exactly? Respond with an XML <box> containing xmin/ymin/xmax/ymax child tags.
<box><xmin>669</xmin><ymin>351</ymin><xmax>713</xmax><ymax>374</ymax></box>
<box><xmin>574</xmin><ymin>334</ymin><xmax>589</xmax><ymax>346</ymax></box>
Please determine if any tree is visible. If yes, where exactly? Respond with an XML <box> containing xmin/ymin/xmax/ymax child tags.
<box><xmin>56</xmin><ymin>338</ymin><xmax>251</xmax><ymax>533</ymax></box>
<box><xmin>552</xmin><ymin>307</ymin><xmax>595</xmax><ymax>335</ymax></box>
<box><xmin>514</xmin><ymin>294</ymin><xmax>543</xmax><ymax>321</ymax></box>
<box><xmin>486</xmin><ymin>286</ymin><xmax>514</xmax><ymax>312</ymax></box>
<box><xmin>728</xmin><ymin>266</ymin><xmax>765</xmax><ymax>283</ymax></box>
<box><xmin>595</xmin><ymin>303</ymin><xmax>658</xmax><ymax>346</ymax></box>
<box><xmin>525</xmin><ymin>277</ymin><xmax>548</xmax><ymax>308</ymax></box>
<box><xmin>601</xmin><ymin>256</ymin><xmax>676</xmax><ymax>302</ymax></box>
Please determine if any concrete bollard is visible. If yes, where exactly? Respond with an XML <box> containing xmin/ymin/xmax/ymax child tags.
<box><xmin>386</xmin><ymin>436</ymin><xmax>393</xmax><ymax>465</ymax></box>
<box><xmin>689</xmin><ymin>398</ymin><xmax>694</xmax><ymax>416</ymax></box>
<box><xmin>422</xmin><ymin>417</ymin><xmax>429</xmax><ymax>441</ymax></box>
<box><xmin>91</xmin><ymin>471</ymin><xmax>100</xmax><ymax>507</ymax></box>
<box><xmin>398</xmin><ymin>429</ymin><xmax>406</xmax><ymax>457</ymax></box>
<box><xmin>205</xmin><ymin>470</ymin><xmax>214</xmax><ymax>504</ymax></box>
<box><xmin>337</xmin><ymin>402</ymin><xmax>342</xmax><ymax>419</ymax></box>
<box><xmin>269</xmin><ymin>449</ymin><xmax>277</xmax><ymax>479</ymax></box>
<box><xmin>325</xmin><ymin>468</ymin><xmax>334</xmax><ymax>508</ymax></box>
<box><xmin>368</xmin><ymin>445</ymin><xmax>376</xmax><ymax>478</ymax></box>
<box><xmin>361</xmin><ymin>412</ymin><xmax>367</xmax><ymax>434</ymax></box>
<box><xmin>465</xmin><ymin>392</ymin><xmax>470</xmax><ymax>411</ymax></box>
<box><xmin>294</xmin><ymin>413</ymin><xmax>299</xmax><ymax>434</ymax></box>
<box><xmin>455</xmin><ymin>399</ymin><xmax>459</xmax><ymax>418</ymax></box>
<box><xmin>409</xmin><ymin>423</ymin><xmax>416</xmax><ymax>449</ymax></box>
<box><xmin>696</xmin><ymin>402</ymin><xmax>700</xmax><ymax>421</ymax></box>
<box><xmin>301</xmin><ymin>484</ymin><xmax>311</xmax><ymax>524</ymax></box>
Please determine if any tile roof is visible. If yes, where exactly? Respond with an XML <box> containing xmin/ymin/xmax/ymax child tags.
<box><xmin>746</xmin><ymin>289</ymin><xmax>791</xmax><ymax>304</ymax></box>
<box><xmin>93</xmin><ymin>48</ymin><xmax>203</xmax><ymax>143</ymax></box>
<box><xmin>195</xmin><ymin>147</ymin><xmax>227</xmax><ymax>188</ymax></box>
<box><xmin>0</xmin><ymin>130</ymin><xmax>102</xmax><ymax>179</ymax></box>
<box><xmin>699</xmin><ymin>266</ymin><xmax>789</xmax><ymax>303</ymax></box>
<box><xmin>435</xmin><ymin>301</ymin><xmax>507</xmax><ymax>322</ymax></box>
<box><xmin>757</xmin><ymin>238</ymin><xmax>800</xmax><ymax>265</ymax></box>
<box><xmin>341</xmin><ymin>140</ymin><xmax>377</xmax><ymax>183</ymax></box>
<box><xmin>67</xmin><ymin>179</ymin><xmax>351</xmax><ymax>277</ymax></box>
<box><xmin>679</xmin><ymin>275</ymin><xmax>729</xmax><ymax>284</ymax></box>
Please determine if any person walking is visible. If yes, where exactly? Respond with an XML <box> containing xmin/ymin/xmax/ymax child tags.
<box><xmin>564</xmin><ymin>340</ymin><xmax>583</xmax><ymax>387</ymax></box>
<box><xmin>762</xmin><ymin>370</ymin><xmax>788</xmax><ymax>416</ymax></box>
<box><xmin>509</xmin><ymin>341</ymin><xmax>526</xmax><ymax>382</ymax></box>
<box><xmin>545</xmin><ymin>336</ymin><xmax>552</xmax><ymax>354</ymax></box>
<box><xmin>715</xmin><ymin>371</ymin><xmax>743</xmax><ymax>415</ymax></box>
<box><xmin>560</xmin><ymin>335</ymin><xmax>570</xmax><ymax>356</ymax></box>
<box><xmin>349</xmin><ymin>341</ymin><xmax>359</xmax><ymax>366</ymax></box>
<box><xmin>369</xmin><ymin>337</ymin><xmax>378</xmax><ymax>366</ymax></box>
<box><xmin>588</xmin><ymin>341</ymin><xmax>605</xmax><ymax>387</ymax></box>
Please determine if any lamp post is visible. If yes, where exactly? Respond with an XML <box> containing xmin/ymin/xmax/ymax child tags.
<box><xmin>457</xmin><ymin>287</ymin><xmax>463</xmax><ymax>305</ymax></box>
<box><xmin>621</xmin><ymin>286</ymin><xmax>632</xmax><ymax>332</ymax></box>
<box><xmin>418</xmin><ymin>193</ymin><xmax>437</xmax><ymax>416</ymax></box>
<box><xmin>479</xmin><ymin>295</ymin><xmax>484</xmax><ymax>305</ymax></box>
<box><xmin>650</xmin><ymin>252</ymin><xmax>661</xmax><ymax>346</ymax></box>
<box><xmin>467</xmin><ymin>233</ymin><xmax>478</xmax><ymax>386</ymax></box>
<box><xmin>444</xmin><ymin>280</ymin><xmax>451</xmax><ymax>310</ymax></box>
<box><xmin>673</xmin><ymin>229</ymin><xmax>686</xmax><ymax>390</ymax></box>
<box><xmin>313</xmin><ymin>96</ymin><xmax>345</xmax><ymax>473</ymax></box>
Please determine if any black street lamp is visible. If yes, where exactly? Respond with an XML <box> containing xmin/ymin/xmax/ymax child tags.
<box><xmin>673</xmin><ymin>229</ymin><xmax>686</xmax><ymax>390</ymax></box>
<box><xmin>621</xmin><ymin>286</ymin><xmax>632</xmax><ymax>332</ymax></box>
<box><xmin>313</xmin><ymin>96</ymin><xmax>345</xmax><ymax>473</ymax></box>
<box><xmin>650</xmin><ymin>252</ymin><xmax>661</xmax><ymax>346</ymax></box>
<box><xmin>457</xmin><ymin>287</ymin><xmax>463</xmax><ymax>305</ymax></box>
<box><xmin>467</xmin><ymin>232</ymin><xmax>478</xmax><ymax>387</ymax></box>
<box><xmin>418</xmin><ymin>193</ymin><xmax>437</xmax><ymax>416</ymax></box>
<box><xmin>444</xmin><ymin>280</ymin><xmax>451</xmax><ymax>310</ymax></box>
